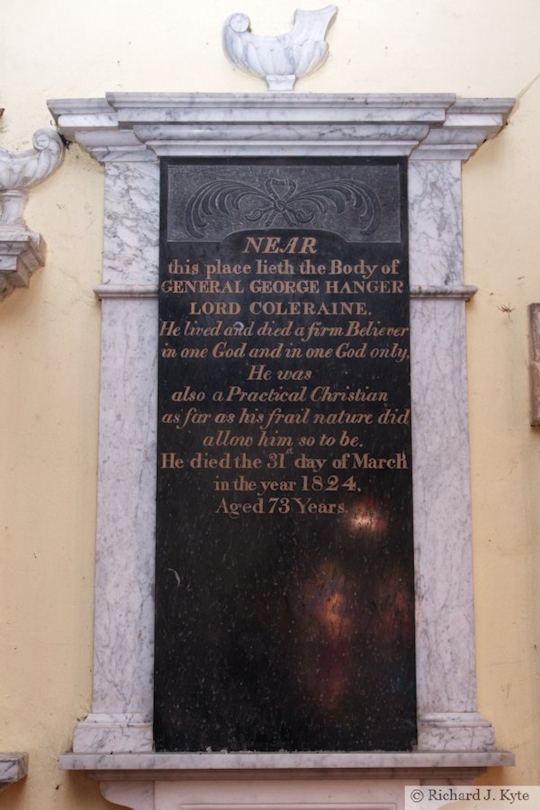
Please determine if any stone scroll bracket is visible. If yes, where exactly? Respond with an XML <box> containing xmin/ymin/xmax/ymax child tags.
<box><xmin>0</xmin><ymin>127</ymin><xmax>65</xmax><ymax>301</ymax></box>
<box><xmin>47</xmin><ymin>93</ymin><xmax>514</xmax><ymax>807</ymax></box>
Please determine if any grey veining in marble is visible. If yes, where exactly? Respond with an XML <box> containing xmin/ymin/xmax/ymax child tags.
<box><xmin>0</xmin><ymin>129</ymin><xmax>64</xmax><ymax>218</ymax></box>
<box><xmin>49</xmin><ymin>94</ymin><xmax>513</xmax><ymax>162</ymax></box>
<box><xmin>103</xmin><ymin>162</ymin><xmax>159</xmax><ymax>286</ymax></box>
<box><xmin>73</xmin><ymin>157</ymin><xmax>160</xmax><ymax>754</ymax></box>
<box><xmin>0</xmin><ymin>753</ymin><xmax>28</xmax><ymax>791</ymax></box>
<box><xmin>410</xmin><ymin>300</ymin><xmax>494</xmax><ymax>750</ymax></box>
<box><xmin>59</xmin><ymin>749</ymin><xmax>514</xmax><ymax>772</ymax></box>
<box><xmin>408</xmin><ymin>161</ymin><xmax>463</xmax><ymax>287</ymax></box>
<box><xmin>47</xmin><ymin>93</ymin><xmax>514</xmax><ymax>803</ymax></box>
<box><xmin>73</xmin><ymin>298</ymin><xmax>157</xmax><ymax>754</ymax></box>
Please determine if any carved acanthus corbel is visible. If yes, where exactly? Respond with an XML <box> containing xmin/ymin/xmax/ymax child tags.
<box><xmin>0</xmin><ymin>127</ymin><xmax>64</xmax><ymax>300</ymax></box>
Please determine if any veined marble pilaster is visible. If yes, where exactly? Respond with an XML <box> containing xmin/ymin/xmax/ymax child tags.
<box><xmin>408</xmin><ymin>161</ymin><xmax>463</xmax><ymax>286</ymax></box>
<box><xmin>410</xmin><ymin>298</ymin><xmax>487</xmax><ymax>747</ymax></box>
<box><xmin>72</xmin><ymin>161</ymin><xmax>159</xmax><ymax>755</ymax></box>
<box><xmin>407</xmin><ymin>158</ymin><xmax>492</xmax><ymax>749</ymax></box>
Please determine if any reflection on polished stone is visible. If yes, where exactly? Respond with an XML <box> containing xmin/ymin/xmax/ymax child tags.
<box><xmin>155</xmin><ymin>157</ymin><xmax>416</xmax><ymax>752</ymax></box>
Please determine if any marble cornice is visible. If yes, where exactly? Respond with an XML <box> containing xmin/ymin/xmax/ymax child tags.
<box><xmin>48</xmin><ymin>93</ymin><xmax>514</xmax><ymax>163</ymax></box>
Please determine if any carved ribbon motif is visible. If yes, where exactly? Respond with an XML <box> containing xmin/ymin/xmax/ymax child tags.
<box><xmin>186</xmin><ymin>177</ymin><xmax>381</xmax><ymax>238</ymax></box>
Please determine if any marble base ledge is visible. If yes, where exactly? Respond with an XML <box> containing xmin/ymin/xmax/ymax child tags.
<box><xmin>0</xmin><ymin>753</ymin><xmax>28</xmax><ymax>791</ymax></box>
<box><xmin>59</xmin><ymin>751</ymin><xmax>514</xmax><ymax>781</ymax></box>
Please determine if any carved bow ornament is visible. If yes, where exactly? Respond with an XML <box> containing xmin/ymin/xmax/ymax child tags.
<box><xmin>186</xmin><ymin>176</ymin><xmax>381</xmax><ymax>238</ymax></box>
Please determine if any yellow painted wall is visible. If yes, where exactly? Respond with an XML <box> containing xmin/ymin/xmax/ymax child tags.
<box><xmin>0</xmin><ymin>1</ymin><xmax>539</xmax><ymax>807</ymax></box>
<box><xmin>466</xmin><ymin>75</ymin><xmax>540</xmax><ymax>781</ymax></box>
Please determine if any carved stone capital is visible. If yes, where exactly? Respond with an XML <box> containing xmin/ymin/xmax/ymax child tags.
<box><xmin>0</xmin><ymin>128</ymin><xmax>64</xmax><ymax>299</ymax></box>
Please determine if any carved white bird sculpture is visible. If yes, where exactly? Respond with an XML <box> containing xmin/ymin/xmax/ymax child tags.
<box><xmin>223</xmin><ymin>6</ymin><xmax>338</xmax><ymax>91</ymax></box>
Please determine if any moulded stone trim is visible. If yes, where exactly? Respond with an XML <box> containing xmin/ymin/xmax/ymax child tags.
<box><xmin>0</xmin><ymin>233</ymin><xmax>45</xmax><ymax>300</ymax></box>
<box><xmin>94</xmin><ymin>284</ymin><xmax>158</xmax><ymax>299</ymax></box>
<box><xmin>92</xmin><ymin>283</ymin><xmax>478</xmax><ymax>301</ymax></box>
<box><xmin>59</xmin><ymin>749</ymin><xmax>514</xmax><ymax>775</ymax></box>
<box><xmin>0</xmin><ymin>753</ymin><xmax>28</xmax><ymax>792</ymax></box>
<box><xmin>48</xmin><ymin>94</ymin><xmax>513</xmax><ymax>163</ymax></box>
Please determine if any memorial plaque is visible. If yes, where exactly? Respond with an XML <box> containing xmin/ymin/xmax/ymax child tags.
<box><xmin>154</xmin><ymin>158</ymin><xmax>416</xmax><ymax>752</ymax></box>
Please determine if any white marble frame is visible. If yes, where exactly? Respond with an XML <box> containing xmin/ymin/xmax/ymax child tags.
<box><xmin>47</xmin><ymin>94</ymin><xmax>514</xmax><ymax>806</ymax></box>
